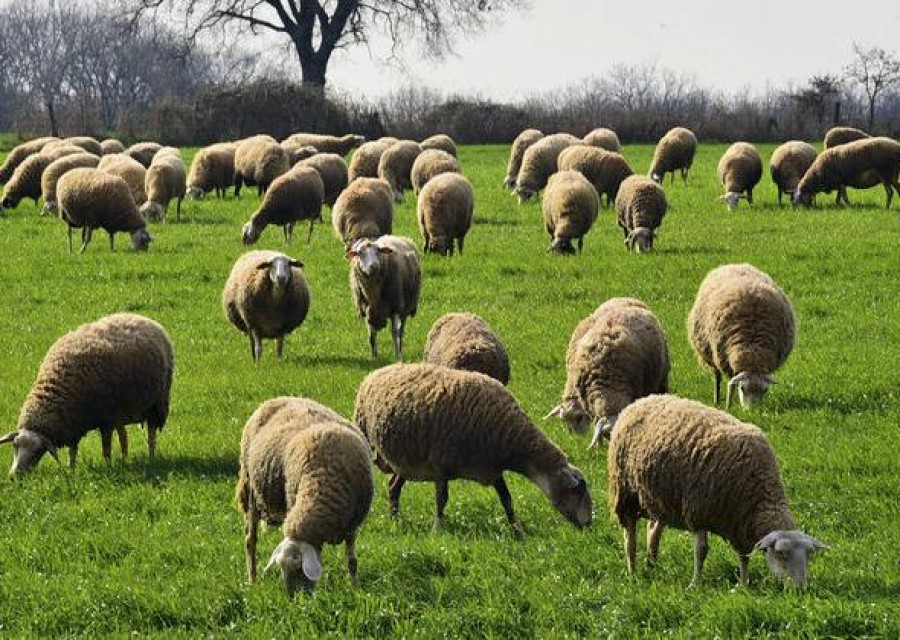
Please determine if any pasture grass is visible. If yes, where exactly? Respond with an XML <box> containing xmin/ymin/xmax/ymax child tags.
<box><xmin>0</xmin><ymin>141</ymin><xmax>897</xmax><ymax>637</ymax></box>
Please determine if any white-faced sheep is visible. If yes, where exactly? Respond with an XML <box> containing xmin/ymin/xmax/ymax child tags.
<box><xmin>331</xmin><ymin>177</ymin><xmax>394</xmax><ymax>249</ymax></box>
<box><xmin>582</xmin><ymin>127</ymin><xmax>622</xmax><ymax>152</ymax></box>
<box><xmin>348</xmin><ymin>140</ymin><xmax>394</xmax><ymax>182</ymax></box>
<box><xmin>0</xmin><ymin>136</ymin><xmax>59</xmax><ymax>184</ymax></box>
<box><xmin>234</xmin><ymin>136</ymin><xmax>290</xmax><ymax>197</ymax></box>
<box><xmin>140</xmin><ymin>153</ymin><xmax>187</xmax><ymax>222</ymax></box>
<box><xmin>420</xmin><ymin>133</ymin><xmax>457</xmax><ymax>157</ymax></box>
<box><xmin>281</xmin><ymin>133</ymin><xmax>365</xmax><ymax>157</ymax></box>
<box><xmin>823</xmin><ymin>126</ymin><xmax>869</xmax><ymax>149</ymax></box>
<box><xmin>717</xmin><ymin>142</ymin><xmax>763</xmax><ymax>211</ymax></box>
<box><xmin>100</xmin><ymin>138</ymin><xmax>125</xmax><ymax>155</ymax></box>
<box><xmin>296</xmin><ymin>152</ymin><xmax>348</xmax><ymax>207</ymax></box>
<box><xmin>125</xmin><ymin>141</ymin><xmax>162</xmax><ymax>168</ymax></box>
<box><xmin>542</xmin><ymin>170</ymin><xmax>599</xmax><ymax>254</ymax></box>
<box><xmin>57</xmin><ymin>167</ymin><xmax>152</xmax><ymax>253</ymax></box>
<box><xmin>241</xmin><ymin>166</ymin><xmax>325</xmax><ymax>245</ymax></box>
<box><xmin>687</xmin><ymin>263</ymin><xmax>795</xmax><ymax>409</ymax></box>
<box><xmin>609</xmin><ymin>394</ymin><xmax>827</xmax><ymax>588</ymax></box>
<box><xmin>353</xmin><ymin>363</ymin><xmax>593</xmax><ymax>531</ymax></box>
<box><xmin>503</xmin><ymin>128</ymin><xmax>543</xmax><ymax>190</ymax></box>
<box><xmin>347</xmin><ymin>235</ymin><xmax>421</xmax><ymax>359</ymax></box>
<box><xmin>514</xmin><ymin>132</ymin><xmax>581</xmax><ymax>202</ymax></box>
<box><xmin>416</xmin><ymin>172</ymin><xmax>474</xmax><ymax>256</ymax></box>
<box><xmin>649</xmin><ymin>126</ymin><xmax>697</xmax><ymax>185</ymax></box>
<box><xmin>97</xmin><ymin>154</ymin><xmax>148</xmax><ymax>206</ymax></box>
<box><xmin>615</xmin><ymin>175</ymin><xmax>668</xmax><ymax>252</ymax></box>
<box><xmin>377</xmin><ymin>140</ymin><xmax>423</xmax><ymax>203</ymax></box>
<box><xmin>222</xmin><ymin>250</ymin><xmax>311</xmax><ymax>363</ymax></box>
<box><xmin>422</xmin><ymin>312</ymin><xmax>510</xmax><ymax>385</ymax></box>
<box><xmin>410</xmin><ymin>148</ymin><xmax>461</xmax><ymax>195</ymax></box>
<box><xmin>557</xmin><ymin>144</ymin><xmax>634</xmax><ymax>207</ymax></box>
<box><xmin>187</xmin><ymin>142</ymin><xmax>236</xmax><ymax>199</ymax></box>
<box><xmin>770</xmin><ymin>141</ymin><xmax>818</xmax><ymax>205</ymax></box>
<box><xmin>0</xmin><ymin>313</ymin><xmax>173</xmax><ymax>473</ymax></box>
<box><xmin>237</xmin><ymin>397</ymin><xmax>373</xmax><ymax>595</ymax></box>
<box><xmin>41</xmin><ymin>152</ymin><xmax>101</xmax><ymax>215</ymax></box>
<box><xmin>546</xmin><ymin>297</ymin><xmax>669</xmax><ymax>445</ymax></box>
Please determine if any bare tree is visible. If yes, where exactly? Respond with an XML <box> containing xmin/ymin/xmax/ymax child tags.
<box><xmin>844</xmin><ymin>43</ymin><xmax>900</xmax><ymax>132</ymax></box>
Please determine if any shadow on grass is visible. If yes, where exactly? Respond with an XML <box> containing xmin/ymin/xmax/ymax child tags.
<box><xmin>298</xmin><ymin>352</ymin><xmax>377</xmax><ymax>370</ymax></box>
<box><xmin>473</xmin><ymin>217</ymin><xmax>521</xmax><ymax>227</ymax></box>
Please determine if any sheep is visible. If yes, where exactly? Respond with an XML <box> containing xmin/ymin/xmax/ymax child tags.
<box><xmin>63</xmin><ymin>136</ymin><xmax>103</xmax><ymax>156</ymax></box>
<box><xmin>97</xmin><ymin>154</ymin><xmax>148</xmax><ymax>206</ymax></box>
<box><xmin>0</xmin><ymin>312</ymin><xmax>173</xmax><ymax>474</ymax></box>
<box><xmin>687</xmin><ymin>263</ymin><xmax>796</xmax><ymax>409</ymax></box>
<box><xmin>348</xmin><ymin>140</ymin><xmax>393</xmax><ymax>182</ymax></box>
<box><xmin>280</xmin><ymin>141</ymin><xmax>319</xmax><ymax>165</ymax></box>
<box><xmin>331</xmin><ymin>177</ymin><xmax>394</xmax><ymax>249</ymax></box>
<box><xmin>769</xmin><ymin>141</ymin><xmax>818</xmax><ymax>205</ymax></box>
<box><xmin>0</xmin><ymin>145</ymin><xmax>87</xmax><ymax>210</ymax></box>
<box><xmin>40</xmin><ymin>152</ymin><xmax>101</xmax><ymax>215</ymax></box>
<box><xmin>236</xmin><ymin>397</ymin><xmax>373</xmax><ymax>595</ymax></box>
<box><xmin>241</xmin><ymin>166</ymin><xmax>325</xmax><ymax>245</ymax></box>
<box><xmin>422</xmin><ymin>312</ymin><xmax>510</xmax><ymax>385</ymax></box>
<box><xmin>100</xmin><ymin>138</ymin><xmax>125</xmax><ymax>155</ymax></box>
<box><xmin>186</xmin><ymin>142</ymin><xmax>236</xmax><ymax>200</ymax></box>
<box><xmin>615</xmin><ymin>175</ymin><xmax>668</xmax><ymax>252</ymax></box>
<box><xmin>557</xmin><ymin>144</ymin><xmax>634</xmax><ymax>207</ymax></box>
<box><xmin>347</xmin><ymin>235</ymin><xmax>421</xmax><ymax>359</ymax></box>
<box><xmin>377</xmin><ymin>139</ymin><xmax>423</xmax><ymax>203</ymax></box>
<box><xmin>56</xmin><ymin>167</ymin><xmax>152</xmax><ymax>253</ymax></box>
<box><xmin>545</xmin><ymin>297</ymin><xmax>670</xmax><ymax>446</ymax></box>
<box><xmin>823</xmin><ymin>126</ymin><xmax>869</xmax><ymax>149</ymax></box>
<box><xmin>296</xmin><ymin>152</ymin><xmax>348</xmax><ymax>207</ymax></box>
<box><xmin>416</xmin><ymin>172</ymin><xmax>474</xmax><ymax>256</ymax></box>
<box><xmin>0</xmin><ymin>136</ymin><xmax>58</xmax><ymax>183</ymax></box>
<box><xmin>503</xmin><ymin>128</ymin><xmax>543</xmax><ymax>190</ymax></box>
<box><xmin>155</xmin><ymin>146</ymin><xmax>182</xmax><ymax>160</ymax></box>
<box><xmin>281</xmin><ymin>133</ymin><xmax>365</xmax><ymax>157</ymax></box>
<box><xmin>125</xmin><ymin>141</ymin><xmax>162</xmax><ymax>168</ymax></box>
<box><xmin>582</xmin><ymin>127</ymin><xmax>621</xmax><ymax>152</ymax></box>
<box><xmin>648</xmin><ymin>126</ymin><xmax>697</xmax><ymax>185</ymax></box>
<box><xmin>140</xmin><ymin>153</ymin><xmax>187</xmax><ymax>222</ymax></box>
<box><xmin>352</xmin><ymin>362</ymin><xmax>593</xmax><ymax>531</ymax></box>
<box><xmin>542</xmin><ymin>169</ymin><xmax>600</xmax><ymax>254</ymax></box>
<box><xmin>717</xmin><ymin>142</ymin><xmax>763</xmax><ymax>211</ymax></box>
<box><xmin>222</xmin><ymin>250</ymin><xmax>311</xmax><ymax>362</ymax></box>
<box><xmin>793</xmin><ymin>136</ymin><xmax>900</xmax><ymax>208</ymax></box>
<box><xmin>514</xmin><ymin>132</ymin><xmax>581</xmax><ymax>202</ymax></box>
<box><xmin>234</xmin><ymin>136</ymin><xmax>290</xmax><ymax>197</ymax></box>
<box><xmin>410</xmin><ymin>148</ymin><xmax>461</xmax><ymax>195</ymax></box>
<box><xmin>420</xmin><ymin>133</ymin><xmax>457</xmax><ymax>157</ymax></box>
<box><xmin>608</xmin><ymin>394</ymin><xmax>827</xmax><ymax>588</ymax></box>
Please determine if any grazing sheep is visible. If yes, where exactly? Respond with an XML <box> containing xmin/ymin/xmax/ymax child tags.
<box><xmin>609</xmin><ymin>394</ymin><xmax>827</xmax><ymax>588</ymax></box>
<box><xmin>717</xmin><ymin>142</ymin><xmax>763</xmax><ymax>211</ymax></box>
<box><xmin>615</xmin><ymin>175</ymin><xmax>668</xmax><ymax>252</ymax></box>
<box><xmin>63</xmin><ymin>136</ymin><xmax>103</xmax><ymax>156</ymax></box>
<box><xmin>687</xmin><ymin>263</ymin><xmax>795</xmax><ymax>409</ymax></box>
<box><xmin>222</xmin><ymin>250</ymin><xmax>311</xmax><ymax>362</ymax></box>
<box><xmin>280</xmin><ymin>140</ymin><xmax>319</xmax><ymax>165</ymax></box>
<box><xmin>353</xmin><ymin>363</ymin><xmax>593</xmax><ymax>531</ymax></box>
<box><xmin>296</xmin><ymin>152</ymin><xmax>348</xmax><ymax>207</ymax></box>
<box><xmin>237</xmin><ymin>397</ymin><xmax>373</xmax><ymax>595</ymax></box>
<box><xmin>410</xmin><ymin>149</ymin><xmax>460</xmax><ymax>195</ymax></box>
<box><xmin>97</xmin><ymin>154</ymin><xmax>148</xmax><ymax>206</ymax></box>
<box><xmin>0</xmin><ymin>313</ymin><xmax>173</xmax><ymax>473</ymax></box>
<box><xmin>649</xmin><ymin>126</ymin><xmax>697</xmax><ymax>185</ymax></box>
<box><xmin>348</xmin><ymin>140</ymin><xmax>393</xmax><ymax>182</ymax></box>
<box><xmin>416</xmin><ymin>172</ymin><xmax>474</xmax><ymax>256</ymax></box>
<box><xmin>377</xmin><ymin>140</ymin><xmax>423</xmax><ymax>203</ymax></box>
<box><xmin>281</xmin><ymin>133</ymin><xmax>365</xmax><ymax>157</ymax></box>
<box><xmin>514</xmin><ymin>132</ymin><xmax>581</xmax><ymax>202</ymax></box>
<box><xmin>823</xmin><ymin>126</ymin><xmax>869</xmax><ymax>149</ymax></box>
<box><xmin>241</xmin><ymin>166</ymin><xmax>325</xmax><ymax>245</ymax></box>
<box><xmin>420</xmin><ymin>133</ymin><xmax>457</xmax><ymax>157</ymax></box>
<box><xmin>234</xmin><ymin>136</ymin><xmax>291</xmax><ymax>197</ymax></box>
<box><xmin>100</xmin><ymin>138</ymin><xmax>125</xmax><ymax>155</ymax></box>
<box><xmin>57</xmin><ymin>167</ymin><xmax>152</xmax><ymax>253</ymax></box>
<box><xmin>503</xmin><ymin>128</ymin><xmax>543</xmax><ymax>190</ymax></box>
<box><xmin>0</xmin><ymin>136</ymin><xmax>59</xmax><ymax>184</ymax></box>
<box><xmin>125</xmin><ymin>141</ymin><xmax>162</xmax><ymax>168</ymax></box>
<box><xmin>1</xmin><ymin>146</ymin><xmax>82</xmax><ymax>210</ymax></box>
<box><xmin>557</xmin><ymin>144</ymin><xmax>634</xmax><ymax>207</ymax></box>
<box><xmin>140</xmin><ymin>153</ymin><xmax>187</xmax><ymax>222</ymax></box>
<box><xmin>331</xmin><ymin>177</ymin><xmax>394</xmax><ymax>249</ymax></box>
<box><xmin>422</xmin><ymin>312</ymin><xmax>510</xmax><ymax>385</ymax></box>
<box><xmin>794</xmin><ymin>136</ymin><xmax>900</xmax><ymax>208</ymax></box>
<box><xmin>187</xmin><ymin>142</ymin><xmax>236</xmax><ymax>199</ymax></box>
<box><xmin>40</xmin><ymin>152</ymin><xmax>101</xmax><ymax>215</ymax></box>
<box><xmin>582</xmin><ymin>127</ymin><xmax>622</xmax><ymax>152</ymax></box>
<box><xmin>546</xmin><ymin>298</ymin><xmax>670</xmax><ymax>445</ymax></box>
<box><xmin>347</xmin><ymin>235</ymin><xmax>421</xmax><ymax>359</ymax></box>
<box><xmin>770</xmin><ymin>141</ymin><xmax>818</xmax><ymax>205</ymax></box>
<box><xmin>542</xmin><ymin>170</ymin><xmax>599</xmax><ymax>254</ymax></box>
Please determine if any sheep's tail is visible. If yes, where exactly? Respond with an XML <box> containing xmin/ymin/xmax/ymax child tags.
<box><xmin>235</xmin><ymin>472</ymin><xmax>250</xmax><ymax>512</ymax></box>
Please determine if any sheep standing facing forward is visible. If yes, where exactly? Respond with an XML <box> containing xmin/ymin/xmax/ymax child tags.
<box><xmin>237</xmin><ymin>397</ymin><xmax>373</xmax><ymax>595</ymax></box>
<box><xmin>241</xmin><ymin>166</ymin><xmax>325</xmax><ymax>245</ymax></box>
<box><xmin>615</xmin><ymin>175</ymin><xmax>668</xmax><ymax>252</ymax></box>
<box><xmin>542</xmin><ymin>170</ymin><xmax>599</xmax><ymax>254</ymax></box>
<box><xmin>649</xmin><ymin>126</ymin><xmax>697</xmax><ymax>185</ymax></box>
<box><xmin>377</xmin><ymin>140</ymin><xmax>423</xmax><ymax>203</ymax></box>
<box><xmin>503</xmin><ymin>128</ymin><xmax>543</xmax><ymax>190</ymax></box>
<box><xmin>353</xmin><ymin>363</ymin><xmax>593</xmax><ymax>531</ymax></box>
<box><xmin>416</xmin><ymin>172</ymin><xmax>474</xmax><ymax>256</ymax></box>
<box><xmin>422</xmin><ymin>312</ymin><xmax>510</xmax><ymax>384</ymax></box>
<box><xmin>514</xmin><ymin>132</ymin><xmax>581</xmax><ymax>202</ymax></box>
<box><xmin>140</xmin><ymin>153</ymin><xmax>187</xmax><ymax>222</ymax></box>
<box><xmin>187</xmin><ymin>142</ymin><xmax>236</xmax><ymax>199</ymax></box>
<box><xmin>688</xmin><ymin>263</ymin><xmax>795</xmax><ymax>409</ymax></box>
<box><xmin>769</xmin><ymin>141</ymin><xmax>817</xmax><ymax>205</ymax></box>
<box><xmin>717</xmin><ymin>142</ymin><xmax>763</xmax><ymax>211</ymax></box>
<box><xmin>0</xmin><ymin>313</ymin><xmax>174</xmax><ymax>473</ymax></box>
<box><xmin>331</xmin><ymin>177</ymin><xmax>394</xmax><ymax>249</ymax></box>
<box><xmin>609</xmin><ymin>394</ymin><xmax>827</xmax><ymax>588</ymax></box>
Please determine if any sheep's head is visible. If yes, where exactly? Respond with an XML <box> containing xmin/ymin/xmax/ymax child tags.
<box><xmin>719</xmin><ymin>192</ymin><xmax>745</xmax><ymax>211</ymax></box>
<box><xmin>502</xmin><ymin>175</ymin><xmax>516</xmax><ymax>190</ymax></box>
<box><xmin>754</xmin><ymin>530</ymin><xmax>827</xmax><ymax>589</ymax></box>
<box><xmin>1</xmin><ymin>196</ymin><xmax>19</xmax><ymax>209</ymax></box>
<box><xmin>625</xmin><ymin>228</ymin><xmax>654</xmax><ymax>253</ymax></box>
<box><xmin>347</xmin><ymin>238</ymin><xmax>392</xmax><ymax>277</ymax></box>
<box><xmin>545</xmin><ymin>399</ymin><xmax>590</xmax><ymax>435</ymax></box>
<box><xmin>649</xmin><ymin>171</ymin><xmax>662</xmax><ymax>183</ymax></box>
<box><xmin>140</xmin><ymin>201</ymin><xmax>165</xmax><ymax>222</ymax></box>
<box><xmin>0</xmin><ymin>429</ymin><xmax>60</xmax><ymax>476</ymax></box>
<box><xmin>726</xmin><ymin>371</ymin><xmax>776</xmax><ymax>409</ymax></box>
<box><xmin>544</xmin><ymin>465</ymin><xmax>592</xmax><ymax>529</ymax></box>
<box><xmin>130</xmin><ymin>228</ymin><xmax>153</xmax><ymax>251</ymax></box>
<box><xmin>426</xmin><ymin>235</ymin><xmax>452</xmax><ymax>256</ymax></box>
<box><xmin>259</xmin><ymin>255</ymin><xmax>302</xmax><ymax>290</ymax></box>
<box><xmin>186</xmin><ymin>186</ymin><xmax>206</xmax><ymax>200</ymax></box>
<box><xmin>792</xmin><ymin>187</ymin><xmax>814</xmax><ymax>207</ymax></box>
<box><xmin>242</xmin><ymin>221</ymin><xmax>262</xmax><ymax>245</ymax></box>
<box><xmin>41</xmin><ymin>201</ymin><xmax>58</xmax><ymax>216</ymax></box>
<box><xmin>266</xmin><ymin>538</ymin><xmax>322</xmax><ymax>597</ymax></box>
<box><xmin>548</xmin><ymin>238</ymin><xmax>576</xmax><ymax>255</ymax></box>
<box><xmin>514</xmin><ymin>185</ymin><xmax>537</xmax><ymax>204</ymax></box>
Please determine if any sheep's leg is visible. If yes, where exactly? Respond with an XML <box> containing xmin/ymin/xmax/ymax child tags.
<box><xmin>176</xmin><ymin>197</ymin><xmax>182</xmax><ymax>222</ymax></box>
<box><xmin>669</xmin><ymin>171</ymin><xmax>675</xmax><ymax>187</ymax></box>
<box><xmin>116</xmin><ymin>426</ymin><xmax>128</xmax><ymax>459</ymax></box>
<box><xmin>391</xmin><ymin>314</ymin><xmax>404</xmax><ymax>360</ymax></box>
<box><xmin>883</xmin><ymin>182</ymin><xmax>893</xmax><ymax>209</ymax></box>
<box><xmin>108</xmin><ymin>231</ymin><xmax>116</xmax><ymax>251</ymax></box>
<box><xmin>68</xmin><ymin>445</ymin><xmax>78</xmax><ymax>469</ymax></box>
<box><xmin>245</xmin><ymin>502</ymin><xmax>259</xmax><ymax>582</ymax></box>
<box><xmin>647</xmin><ymin>520</ymin><xmax>665</xmax><ymax>566</ymax></box>
<box><xmin>250</xmin><ymin>331</ymin><xmax>262</xmax><ymax>363</ymax></box>
<box><xmin>100</xmin><ymin>429</ymin><xmax>113</xmax><ymax>462</ymax></box>
<box><xmin>67</xmin><ymin>226</ymin><xmax>74</xmax><ymax>253</ymax></box>
<box><xmin>738</xmin><ymin>554</ymin><xmax>750</xmax><ymax>587</ymax></box>
<box><xmin>78</xmin><ymin>228</ymin><xmax>93</xmax><ymax>254</ymax></box>
<box><xmin>234</xmin><ymin>175</ymin><xmax>243</xmax><ymax>197</ymax></box>
<box><xmin>388</xmin><ymin>474</ymin><xmax>405</xmax><ymax>518</ymax></box>
<box><xmin>306</xmin><ymin>219</ymin><xmax>315</xmax><ymax>244</ymax></box>
<box><xmin>777</xmin><ymin>189</ymin><xmax>783</xmax><ymax>206</ymax></box>
<box><xmin>275</xmin><ymin>336</ymin><xmax>285</xmax><ymax>360</ymax></box>
<box><xmin>492</xmin><ymin>476</ymin><xmax>519</xmax><ymax>530</ymax></box>
<box><xmin>433</xmin><ymin>477</ymin><xmax>449</xmax><ymax>532</ymax></box>
<box><xmin>690</xmin><ymin>530</ymin><xmax>709</xmax><ymax>587</ymax></box>
<box><xmin>713</xmin><ymin>372</ymin><xmax>722</xmax><ymax>405</ymax></box>
<box><xmin>746</xmin><ymin>189</ymin><xmax>754</xmax><ymax>205</ymax></box>
<box><xmin>369</xmin><ymin>326</ymin><xmax>379</xmax><ymax>359</ymax></box>
<box><xmin>623</xmin><ymin>518</ymin><xmax>637</xmax><ymax>574</ymax></box>
<box><xmin>681</xmin><ymin>167</ymin><xmax>688</xmax><ymax>184</ymax></box>
<box><xmin>577</xmin><ymin>237</ymin><xmax>584</xmax><ymax>254</ymax></box>
<box><xmin>345</xmin><ymin>534</ymin><xmax>359</xmax><ymax>587</ymax></box>
<box><xmin>147</xmin><ymin>426</ymin><xmax>157</xmax><ymax>460</ymax></box>
<box><xmin>457</xmin><ymin>236</ymin><xmax>464</xmax><ymax>255</ymax></box>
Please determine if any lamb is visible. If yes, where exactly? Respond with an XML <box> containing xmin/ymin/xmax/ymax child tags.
<box><xmin>125</xmin><ymin>141</ymin><xmax>162</xmax><ymax>168</ymax></box>
<box><xmin>416</xmin><ymin>172</ymin><xmax>474</xmax><ymax>256</ymax></box>
<box><xmin>222</xmin><ymin>250</ymin><xmax>311</xmax><ymax>362</ymax></box>
<box><xmin>63</xmin><ymin>136</ymin><xmax>103</xmax><ymax>156</ymax></box>
<box><xmin>331</xmin><ymin>177</ymin><xmax>394</xmax><ymax>249</ymax></box>
<box><xmin>717</xmin><ymin>142</ymin><xmax>763</xmax><ymax>211</ymax></box>
<box><xmin>140</xmin><ymin>153</ymin><xmax>187</xmax><ymax>222</ymax></box>
<box><xmin>769</xmin><ymin>141</ymin><xmax>818</xmax><ymax>205</ymax></box>
<box><xmin>296</xmin><ymin>152</ymin><xmax>348</xmax><ymax>207</ymax></box>
<box><xmin>347</xmin><ymin>235</ymin><xmax>421</xmax><ymax>359</ymax></box>
<box><xmin>100</xmin><ymin>138</ymin><xmax>125</xmax><ymax>155</ymax></box>
<box><xmin>186</xmin><ymin>142</ymin><xmax>236</xmax><ymax>199</ymax></box>
<box><xmin>352</xmin><ymin>363</ymin><xmax>593</xmax><ymax>531</ymax></box>
<box><xmin>514</xmin><ymin>132</ymin><xmax>581</xmax><ymax>202</ymax></box>
<box><xmin>615</xmin><ymin>175</ymin><xmax>668</xmax><ymax>252</ymax></box>
<box><xmin>503</xmin><ymin>128</ymin><xmax>543</xmax><ymax>190</ymax></box>
<box><xmin>97</xmin><ymin>154</ymin><xmax>148</xmax><ymax>206</ymax></box>
<box><xmin>582</xmin><ymin>127</ymin><xmax>621</xmax><ymax>152</ymax></box>
<box><xmin>420</xmin><ymin>133</ymin><xmax>457</xmax><ymax>157</ymax></box>
<box><xmin>557</xmin><ymin>144</ymin><xmax>634</xmax><ymax>207</ymax></box>
<box><xmin>608</xmin><ymin>394</ymin><xmax>827</xmax><ymax>588</ymax></box>
<box><xmin>410</xmin><ymin>148</ymin><xmax>461</xmax><ymax>195</ymax></box>
<box><xmin>0</xmin><ymin>136</ymin><xmax>58</xmax><ymax>183</ymax></box>
<box><xmin>241</xmin><ymin>166</ymin><xmax>325</xmax><ymax>245</ymax></box>
<box><xmin>648</xmin><ymin>126</ymin><xmax>697</xmax><ymax>185</ymax></box>
<box><xmin>281</xmin><ymin>133</ymin><xmax>365</xmax><ymax>157</ymax></box>
<box><xmin>687</xmin><ymin>263</ymin><xmax>796</xmax><ymax>409</ymax></box>
<box><xmin>1</xmin><ymin>146</ymin><xmax>83</xmax><ymax>210</ymax></box>
<box><xmin>56</xmin><ymin>167</ymin><xmax>152</xmax><ymax>253</ymax></box>
<box><xmin>377</xmin><ymin>139</ymin><xmax>423</xmax><ymax>203</ymax></box>
<box><xmin>234</xmin><ymin>136</ymin><xmax>290</xmax><ymax>197</ymax></box>
<box><xmin>40</xmin><ymin>152</ymin><xmax>101</xmax><ymax>215</ymax></box>
<box><xmin>236</xmin><ymin>397</ymin><xmax>373</xmax><ymax>595</ymax></box>
<box><xmin>0</xmin><ymin>313</ymin><xmax>173</xmax><ymax>473</ymax></box>
<box><xmin>348</xmin><ymin>140</ymin><xmax>393</xmax><ymax>182</ymax></box>
<box><xmin>793</xmin><ymin>136</ymin><xmax>900</xmax><ymax>208</ymax></box>
<box><xmin>546</xmin><ymin>297</ymin><xmax>669</xmax><ymax>445</ymax></box>
<box><xmin>422</xmin><ymin>312</ymin><xmax>510</xmax><ymax>385</ymax></box>
<box><xmin>823</xmin><ymin>126</ymin><xmax>869</xmax><ymax>149</ymax></box>
<box><xmin>542</xmin><ymin>170</ymin><xmax>599</xmax><ymax>254</ymax></box>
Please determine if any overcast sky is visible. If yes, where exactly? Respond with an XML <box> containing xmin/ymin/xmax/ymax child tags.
<box><xmin>317</xmin><ymin>0</ymin><xmax>900</xmax><ymax>100</ymax></box>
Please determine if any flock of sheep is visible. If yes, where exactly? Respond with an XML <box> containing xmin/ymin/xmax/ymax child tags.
<box><xmin>4</xmin><ymin>121</ymin><xmax>876</xmax><ymax>598</ymax></box>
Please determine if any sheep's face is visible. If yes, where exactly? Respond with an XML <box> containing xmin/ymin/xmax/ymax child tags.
<box><xmin>548</xmin><ymin>238</ymin><xmax>576</xmax><ymax>255</ymax></box>
<box><xmin>347</xmin><ymin>239</ymin><xmax>392</xmax><ymax>277</ymax></box>
<box><xmin>1</xmin><ymin>429</ymin><xmax>59</xmax><ymax>476</ymax></box>
<box><xmin>544</xmin><ymin>400</ymin><xmax>590</xmax><ymax>435</ymax></box>
<box><xmin>792</xmin><ymin>188</ymin><xmax>814</xmax><ymax>207</ymax></box>
<box><xmin>242</xmin><ymin>221</ymin><xmax>262</xmax><ymax>245</ymax></box>
<box><xmin>515</xmin><ymin>185</ymin><xmax>536</xmax><ymax>204</ymax></box>
<box><xmin>130</xmin><ymin>229</ymin><xmax>153</xmax><ymax>251</ymax></box>
<box><xmin>722</xmin><ymin>192</ymin><xmax>743</xmax><ymax>211</ymax></box>
<box><xmin>502</xmin><ymin>175</ymin><xmax>516</xmax><ymax>190</ymax></box>
<box><xmin>266</xmin><ymin>538</ymin><xmax>322</xmax><ymax>597</ymax></box>
<box><xmin>625</xmin><ymin>228</ymin><xmax>654</xmax><ymax>253</ymax></box>
<box><xmin>186</xmin><ymin>186</ymin><xmax>206</xmax><ymax>200</ymax></box>
<box><xmin>261</xmin><ymin>255</ymin><xmax>303</xmax><ymax>290</ymax></box>
<box><xmin>427</xmin><ymin>235</ymin><xmax>452</xmax><ymax>256</ymax></box>
<box><xmin>755</xmin><ymin>530</ymin><xmax>827</xmax><ymax>589</ymax></box>
<box><xmin>729</xmin><ymin>372</ymin><xmax>775</xmax><ymax>409</ymax></box>
<box><xmin>1</xmin><ymin>196</ymin><xmax>18</xmax><ymax>209</ymax></box>
<box><xmin>548</xmin><ymin>465</ymin><xmax>592</xmax><ymax>529</ymax></box>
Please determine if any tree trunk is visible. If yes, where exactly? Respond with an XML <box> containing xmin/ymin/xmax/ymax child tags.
<box><xmin>45</xmin><ymin>99</ymin><xmax>59</xmax><ymax>137</ymax></box>
<box><xmin>868</xmin><ymin>96</ymin><xmax>877</xmax><ymax>132</ymax></box>
<box><xmin>299</xmin><ymin>51</ymin><xmax>328</xmax><ymax>89</ymax></box>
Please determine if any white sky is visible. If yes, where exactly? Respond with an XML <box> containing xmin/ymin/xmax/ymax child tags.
<box><xmin>314</xmin><ymin>0</ymin><xmax>900</xmax><ymax>100</ymax></box>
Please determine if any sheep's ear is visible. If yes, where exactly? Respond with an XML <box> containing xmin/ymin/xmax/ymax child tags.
<box><xmin>345</xmin><ymin>249</ymin><xmax>358</xmax><ymax>260</ymax></box>
<box><xmin>544</xmin><ymin>405</ymin><xmax>565</xmax><ymax>420</ymax></box>
<box><xmin>560</xmin><ymin>466</ymin><xmax>583</xmax><ymax>489</ymax></box>
<box><xmin>265</xmin><ymin>538</ymin><xmax>296</xmax><ymax>572</ymax></box>
<box><xmin>803</xmin><ymin>535</ymin><xmax>828</xmax><ymax>553</ymax></box>
<box><xmin>288</xmin><ymin>259</ymin><xmax>304</xmax><ymax>269</ymax></box>
<box><xmin>299</xmin><ymin>542</ymin><xmax>323</xmax><ymax>582</ymax></box>
<box><xmin>378</xmin><ymin>246</ymin><xmax>394</xmax><ymax>254</ymax></box>
<box><xmin>753</xmin><ymin>530</ymin><xmax>782</xmax><ymax>552</ymax></box>
<box><xmin>0</xmin><ymin>431</ymin><xmax>17</xmax><ymax>445</ymax></box>
<box><xmin>255</xmin><ymin>261</ymin><xmax>272</xmax><ymax>270</ymax></box>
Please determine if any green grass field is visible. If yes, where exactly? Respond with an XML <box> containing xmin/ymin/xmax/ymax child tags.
<box><xmin>0</xmin><ymin>141</ymin><xmax>898</xmax><ymax>637</ymax></box>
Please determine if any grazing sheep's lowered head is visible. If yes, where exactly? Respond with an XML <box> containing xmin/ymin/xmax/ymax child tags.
<box><xmin>625</xmin><ymin>227</ymin><xmax>655</xmax><ymax>253</ymax></box>
<box><xmin>1</xmin><ymin>429</ymin><xmax>60</xmax><ymax>475</ymax></box>
<box><xmin>131</xmin><ymin>228</ymin><xmax>153</xmax><ymax>252</ymax></box>
<box><xmin>265</xmin><ymin>538</ymin><xmax>322</xmax><ymax>596</ymax></box>
<box><xmin>720</xmin><ymin>191</ymin><xmax>745</xmax><ymax>211</ymax></box>
<box><xmin>755</xmin><ymin>529</ymin><xmax>828</xmax><ymax>589</ymax></box>
<box><xmin>792</xmin><ymin>187</ymin><xmax>814</xmax><ymax>207</ymax></box>
<box><xmin>728</xmin><ymin>371</ymin><xmax>778</xmax><ymax>409</ymax></box>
